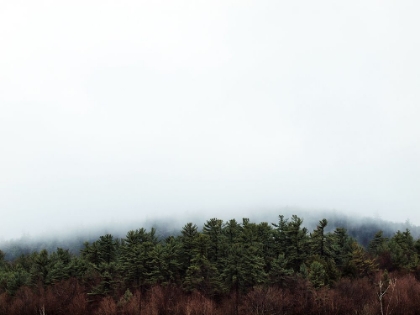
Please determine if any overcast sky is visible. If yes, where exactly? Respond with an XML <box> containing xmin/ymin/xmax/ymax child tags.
<box><xmin>1</xmin><ymin>0</ymin><xmax>419</xmax><ymax>240</ymax></box>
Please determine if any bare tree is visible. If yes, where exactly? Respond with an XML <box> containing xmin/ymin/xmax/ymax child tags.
<box><xmin>377</xmin><ymin>273</ymin><xmax>397</xmax><ymax>315</ymax></box>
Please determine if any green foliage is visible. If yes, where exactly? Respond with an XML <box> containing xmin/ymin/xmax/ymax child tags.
<box><xmin>348</xmin><ymin>242</ymin><xmax>377</xmax><ymax>278</ymax></box>
<box><xmin>388</xmin><ymin>229</ymin><xmax>418</xmax><ymax>270</ymax></box>
<box><xmin>44</xmin><ymin>248</ymin><xmax>73</xmax><ymax>283</ymax></box>
<box><xmin>309</xmin><ymin>261</ymin><xmax>327</xmax><ymax>288</ymax></box>
<box><xmin>146</xmin><ymin>236</ymin><xmax>183</xmax><ymax>286</ymax></box>
<box><xmin>31</xmin><ymin>249</ymin><xmax>50</xmax><ymax>285</ymax></box>
<box><xmin>82</xmin><ymin>234</ymin><xmax>120</xmax><ymax>296</ymax></box>
<box><xmin>0</xmin><ymin>267</ymin><xmax>31</xmax><ymax>295</ymax></box>
<box><xmin>183</xmin><ymin>253</ymin><xmax>222</xmax><ymax>296</ymax></box>
<box><xmin>203</xmin><ymin>218</ymin><xmax>224</xmax><ymax>267</ymax></box>
<box><xmin>273</xmin><ymin>215</ymin><xmax>309</xmax><ymax>271</ymax></box>
<box><xmin>120</xmin><ymin>229</ymin><xmax>156</xmax><ymax>289</ymax></box>
<box><xmin>330</xmin><ymin>227</ymin><xmax>353</xmax><ymax>270</ymax></box>
<box><xmin>368</xmin><ymin>231</ymin><xmax>388</xmax><ymax>255</ymax></box>
<box><xmin>179</xmin><ymin>223</ymin><xmax>199</xmax><ymax>276</ymax></box>
<box><xmin>0</xmin><ymin>250</ymin><xmax>4</xmax><ymax>267</ymax></box>
<box><xmin>269</xmin><ymin>253</ymin><xmax>293</xmax><ymax>287</ymax></box>
<box><xmin>2</xmin><ymin>214</ymin><xmax>420</xmax><ymax>306</ymax></box>
<box><xmin>220</xmin><ymin>219</ymin><xmax>268</xmax><ymax>294</ymax></box>
<box><xmin>310</xmin><ymin>219</ymin><xmax>330</xmax><ymax>258</ymax></box>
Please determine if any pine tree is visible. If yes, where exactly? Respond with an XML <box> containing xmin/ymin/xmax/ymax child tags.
<box><xmin>269</xmin><ymin>253</ymin><xmax>293</xmax><ymax>288</ymax></box>
<box><xmin>47</xmin><ymin>248</ymin><xmax>73</xmax><ymax>283</ymax></box>
<box><xmin>284</xmin><ymin>215</ymin><xmax>309</xmax><ymax>271</ymax></box>
<box><xmin>31</xmin><ymin>249</ymin><xmax>50</xmax><ymax>286</ymax></box>
<box><xmin>147</xmin><ymin>237</ymin><xmax>182</xmax><ymax>286</ymax></box>
<box><xmin>223</xmin><ymin>219</ymin><xmax>242</xmax><ymax>245</ymax></box>
<box><xmin>203</xmin><ymin>218</ymin><xmax>224</xmax><ymax>268</ymax></box>
<box><xmin>179</xmin><ymin>223</ymin><xmax>199</xmax><ymax>276</ymax></box>
<box><xmin>120</xmin><ymin>229</ymin><xmax>157</xmax><ymax>290</ymax></box>
<box><xmin>330</xmin><ymin>227</ymin><xmax>353</xmax><ymax>270</ymax></box>
<box><xmin>256</xmin><ymin>222</ymin><xmax>275</xmax><ymax>273</ymax></box>
<box><xmin>2</xmin><ymin>267</ymin><xmax>31</xmax><ymax>295</ymax></box>
<box><xmin>183</xmin><ymin>253</ymin><xmax>222</xmax><ymax>296</ymax></box>
<box><xmin>368</xmin><ymin>231</ymin><xmax>388</xmax><ymax>256</ymax></box>
<box><xmin>310</xmin><ymin>219</ymin><xmax>331</xmax><ymax>259</ymax></box>
<box><xmin>221</xmin><ymin>219</ymin><xmax>267</xmax><ymax>294</ymax></box>
<box><xmin>388</xmin><ymin>229</ymin><xmax>418</xmax><ymax>270</ymax></box>
<box><xmin>272</xmin><ymin>215</ymin><xmax>288</xmax><ymax>255</ymax></box>
<box><xmin>309</xmin><ymin>261</ymin><xmax>327</xmax><ymax>288</ymax></box>
<box><xmin>348</xmin><ymin>242</ymin><xmax>377</xmax><ymax>278</ymax></box>
<box><xmin>83</xmin><ymin>234</ymin><xmax>120</xmax><ymax>296</ymax></box>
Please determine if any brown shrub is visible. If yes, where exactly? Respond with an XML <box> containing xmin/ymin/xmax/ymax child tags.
<box><xmin>183</xmin><ymin>291</ymin><xmax>216</xmax><ymax>315</ymax></box>
<box><xmin>390</xmin><ymin>274</ymin><xmax>420</xmax><ymax>315</ymax></box>
<box><xmin>68</xmin><ymin>293</ymin><xmax>88</xmax><ymax>315</ymax></box>
<box><xmin>147</xmin><ymin>284</ymin><xmax>190</xmax><ymax>315</ymax></box>
<box><xmin>8</xmin><ymin>286</ymin><xmax>36</xmax><ymax>315</ymax></box>
<box><xmin>0</xmin><ymin>293</ymin><xmax>9</xmax><ymax>315</ymax></box>
<box><xmin>333</xmin><ymin>277</ymin><xmax>375</xmax><ymax>315</ymax></box>
<box><xmin>118</xmin><ymin>289</ymin><xmax>143</xmax><ymax>315</ymax></box>
<box><xmin>240</xmin><ymin>286</ymin><xmax>295</xmax><ymax>315</ymax></box>
<box><xmin>95</xmin><ymin>296</ymin><xmax>117</xmax><ymax>315</ymax></box>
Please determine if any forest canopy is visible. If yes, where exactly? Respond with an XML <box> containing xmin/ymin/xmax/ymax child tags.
<box><xmin>1</xmin><ymin>215</ymin><xmax>420</xmax><ymax>315</ymax></box>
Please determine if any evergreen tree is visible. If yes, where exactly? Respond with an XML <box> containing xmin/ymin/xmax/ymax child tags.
<box><xmin>221</xmin><ymin>219</ymin><xmax>267</xmax><ymax>295</ymax></box>
<box><xmin>2</xmin><ymin>267</ymin><xmax>31</xmax><ymax>295</ymax></box>
<box><xmin>240</xmin><ymin>218</ymin><xmax>267</xmax><ymax>287</ymax></box>
<box><xmin>348</xmin><ymin>242</ymin><xmax>377</xmax><ymax>278</ymax></box>
<box><xmin>283</xmin><ymin>215</ymin><xmax>309</xmax><ymax>271</ymax></box>
<box><xmin>120</xmin><ymin>229</ymin><xmax>157</xmax><ymax>290</ymax></box>
<box><xmin>203</xmin><ymin>218</ymin><xmax>224</xmax><ymax>268</ymax></box>
<box><xmin>183</xmin><ymin>253</ymin><xmax>222</xmax><ymax>296</ymax></box>
<box><xmin>269</xmin><ymin>253</ymin><xmax>293</xmax><ymax>288</ymax></box>
<box><xmin>97</xmin><ymin>234</ymin><xmax>119</xmax><ymax>265</ymax></box>
<box><xmin>147</xmin><ymin>237</ymin><xmax>183</xmax><ymax>286</ymax></box>
<box><xmin>179</xmin><ymin>223</ymin><xmax>199</xmax><ymax>276</ymax></box>
<box><xmin>388</xmin><ymin>229</ymin><xmax>418</xmax><ymax>270</ymax></box>
<box><xmin>256</xmin><ymin>221</ymin><xmax>275</xmax><ymax>273</ymax></box>
<box><xmin>0</xmin><ymin>250</ymin><xmax>5</xmax><ymax>268</ymax></box>
<box><xmin>82</xmin><ymin>234</ymin><xmax>120</xmax><ymax>296</ymax></box>
<box><xmin>368</xmin><ymin>231</ymin><xmax>388</xmax><ymax>256</ymax></box>
<box><xmin>309</xmin><ymin>261</ymin><xmax>327</xmax><ymax>288</ymax></box>
<box><xmin>223</xmin><ymin>219</ymin><xmax>242</xmax><ymax>246</ymax></box>
<box><xmin>47</xmin><ymin>247</ymin><xmax>73</xmax><ymax>283</ymax></box>
<box><xmin>330</xmin><ymin>227</ymin><xmax>353</xmax><ymax>270</ymax></box>
<box><xmin>31</xmin><ymin>249</ymin><xmax>50</xmax><ymax>286</ymax></box>
<box><xmin>310</xmin><ymin>219</ymin><xmax>331</xmax><ymax>259</ymax></box>
<box><xmin>272</xmin><ymin>215</ymin><xmax>288</xmax><ymax>255</ymax></box>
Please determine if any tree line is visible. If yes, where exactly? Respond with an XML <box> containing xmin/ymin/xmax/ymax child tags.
<box><xmin>1</xmin><ymin>215</ymin><xmax>420</xmax><ymax>315</ymax></box>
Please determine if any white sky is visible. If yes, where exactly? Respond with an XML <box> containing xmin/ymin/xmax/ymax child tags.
<box><xmin>1</xmin><ymin>0</ymin><xmax>419</xmax><ymax>240</ymax></box>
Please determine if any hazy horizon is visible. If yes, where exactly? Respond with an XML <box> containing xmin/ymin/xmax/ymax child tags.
<box><xmin>1</xmin><ymin>1</ymin><xmax>419</xmax><ymax>240</ymax></box>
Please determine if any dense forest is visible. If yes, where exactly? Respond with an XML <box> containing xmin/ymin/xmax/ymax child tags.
<box><xmin>1</xmin><ymin>215</ymin><xmax>420</xmax><ymax>315</ymax></box>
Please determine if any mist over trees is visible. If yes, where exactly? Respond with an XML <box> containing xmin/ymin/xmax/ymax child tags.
<box><xmin>2</xmin><ymin>213</ymin><xmax>420</xmax><ymax>314</ymax></box>
<box><xmin>1</xmin><ymin>210</ymin><xmax>419</xmax><ymax>261</ymax></box>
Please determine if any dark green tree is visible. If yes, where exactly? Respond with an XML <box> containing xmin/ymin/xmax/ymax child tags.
<box><xmin>120</xmin><ymin>229</ymin><xmax>157</xmax><ymax>290</ymax></box>
<box><xmin>46</xmin><ymin>247</ymin><xmax>73</xmax><ymax>283</ymax></box>
<box><xmin>309</xmin><ymin>261</ymin><xmax>327</xmax><ymax>288</ymax></box>
<box><xmin>31</xmin><ymin>249</ymin><xmax>50</xmax><ymax>286</ymax></box>
<box><xmin>82</xmin><ymin>234</ymin><xmax>120</xmax><ymax>296</ymax></box>
<box><xmin>203</xmin><ymin>218</ymin><xmax>224</xmax><ymax>267</ymax></box>
<box><xmin>368</xmin><ymin>231</ymin><xmax>388</xmax><ymax>256</ymax></box>
<box><xmin>347</xmin><ymin>242</ymin><xmax>377</xmax><ymax>278</ymax></box>
<box><xmin>273</xmin><ymin>215</ymin><xmax>309</xmax><ymax>271</ymax></box>
<box><xmin>330</xmin><ymin>227</ymin><xmax>353</xmax><ymax>270</ymax></box>
<box><xmin>179</xmin><ymin>223</ymin><xmax>199</xmax><ymax>276</ymax></box>
<box><xmin>388</xmin><ymin>229</ymin><xmax>418</xmax><ymax>270</ymax></box>
<box><xmin>310</xmin><ymin>219</ymin><xmax>331</xmax><ymax>259</ymax></box>
<box><xmin>269</xmin><ymin>253</ymin><xmax>293</xmax><ymax>288</ymax></box>
<box><xmin>146</xmin><ymin>237</ymin><xmax>183</xmax><ymax>286</ymax></box>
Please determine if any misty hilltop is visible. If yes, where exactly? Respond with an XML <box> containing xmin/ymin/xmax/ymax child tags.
<box><xmin>1</xmin><ymin>209</ymin><xmax>418</xmax><ymax>261</ymax></box>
